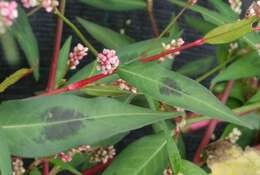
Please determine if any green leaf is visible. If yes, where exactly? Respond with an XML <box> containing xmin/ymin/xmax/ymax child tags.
<box><xmin>56</xmin><ymin>36</ymin><xmax>72</xmax><ymax>88</ymax></box>
<box><xmin>0</xmin><ymin>68</ymin><xmax>32</xmax><ymax>93</ymax></box>
<box><xmin>29</xmin><ymin>168</ymin><xmax>41</xmax><ymax>175</ymax></box>
<box><xmin>0</xmin><ymin>95</ymin><xmax>181</xmax><ymax>157</ymax></box>
<box><xmin>176</xmin><ymin>57</ymin><xmax>213</xmax><ymax>77</ymax></box>
<box><xmin>80</xmin><ymin>0</ymin><xmax>146</xmax><ymax>11</ymax></box>
<box><xmin>117</xmin><ymin>62</ymin><xmax>250</xmax><ymax>128</ymax></box>
<box><xmin>248</xmin><ymin>90</ymin><xmax>260</xmax><ymax>103</ymax></box>
<box><xmin>51</xmin><ymin>159</ymin><xmax>82</xmax><ymax>175</ymax></box>
<box><xmin>66</xmin><ymin>38</ymin><xmax>172</xmax><ymax>84</ymax></box>
<box><xmin>212</xmin><ymin>52</ymin><xmax>260</xmax><ymax>84</ymax></box>
<box><xmin>102</xmin><ymin>134</ymin><xmax>168</xmax><ymax>175</ymax></box>
<box><xmin>185</xmin><ymin>16</ymin><xmax>216</xmax><ymax>34</ymax></box>
<box><xmin>208</xmin><ymin>0</ymin><xmax>238</xmax><ymax>21</ymax></box>
<box><xmin>81</xmin><ymin>84</ymin><xmax>131</xmax><ymax>97</ymax></box>
<box><xmin>11</xmin><ymin>7</ymin><xmax>39</xmax><ymax>80</ymax></box>
<box><xmin>169</xmin><ymin>0</ymin><xmax>260</xmax><ymax>50</ymax></box>
<box><xmin>0</xmin><ymin>132</ymin><xmax>12</xmax><ymax>175</ymax></box>
<box><xmin>0</xmin><ymin>32</ymin><xmax>20</xmax><ymax>66</ymax></box>
<box><xmin>205</xmin><ymin>17</ymin><xmax>256</xmax><ymax>44</ymax></box>
<box><xmin>169</xmin><ymin>0</ymin><xmax>227</xmax><ymax>25</ymax></box>
<box><xmin>180</xmin><ymin>160</ymin><xmax>208</xmax><ymax>175</ymax></box>
<box><xmin>77</xmin><ymin>18</ymin><xmax>133</xmax><ymax>49</ymax></box>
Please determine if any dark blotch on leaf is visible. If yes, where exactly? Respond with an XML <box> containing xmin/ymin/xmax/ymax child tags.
<box><xmin>42</xmin><ymin>107</ymin><xmax>86</xmax><ymax>141</ymax></box>
<box><xmin>159</xmin><ymin>77</ymin><xmax>182</xmax><ymax>96</ymax></box>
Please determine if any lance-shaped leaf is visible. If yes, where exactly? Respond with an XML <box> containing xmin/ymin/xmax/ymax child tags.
<box><xmin>0</xmin><ymin>95</ymin><xmax>181</xmax><ymax>157</ymax></box>
<box><xmin>77</xmin><ymin>18</ymin><xmax>133</xmax><ymax>49</ymax></box>
<box><xmin>56</xmin><ymin>36</ymin><xmax>72</xmax><ymax>88</ymax></box>
<box><xmin>80</xmin><ymin>0</ymin><xmax>146</xmax><ymax>11</ymax></box>
<box><xmin>0</xmin><ymin>68</ymin><xmax>32</xmax><ymax>93</ymax></box>
<box><xmin>169</xmin><ymin>0</ymin><xmax>260</xmax><ymax>50</ymax></box>
<box><xmin>102</xmin><ymin>134</ymin><xmax>169</xmax><ymax>175</ymax></box>
<box><xmin>212</xmin><ymin>52</ymin><xmax>260</xmax><ymax>84</ymax></box>
<box><xmin>204</xmin><ymin>17</ymin><xmax>257</xmax><ymax>44</ymax></box>
<box><xmin>117</xmin><ymin>62</ymin><xmax>250</xmax><ymax>128</ymax></box>
<box><xmin>11</xmin><ymin>7</ymin><xmax>40</xmax><ymax>80</ymax></box>
<box><xmin>0</xmin><ymin>131</ymin><xmax>12</xmax><ymax>175</ymax></box>
<box><xmin>180</xmin><ymin>160</ymin><xmax>208</xmax><ymax>175</ymax></box>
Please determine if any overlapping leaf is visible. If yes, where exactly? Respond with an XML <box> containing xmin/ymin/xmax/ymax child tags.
<box><xmin>80</xmin><ymin>0</ymin><xmax>146</xmax><ymax>11</ymax></box>
<box><xmin>117</xmin><ymin>62</ymin><xmax>250</xmax><ymax>128</ymax></box>
<box><xmin>0</xmin><ymin>95</ymin><xmax>181</xmax><ymax>157</ymax></box>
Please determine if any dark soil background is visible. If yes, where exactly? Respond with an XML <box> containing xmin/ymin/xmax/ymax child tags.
<box><xmin>0</xmin><ymin>0</ymin><xmax>253</xmax><ymax>162</ymax></box>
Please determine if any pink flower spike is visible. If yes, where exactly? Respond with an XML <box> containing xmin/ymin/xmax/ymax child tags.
<box><xmin>21</xmin><ymin>0</ymin><xmax>39</xmax><ymax>8</ymax></box>
<box><xmin>0</xmin><ymin>1</ymin><xmax>18</xmax><ymax>34</ymax></box>
<box><xmin>97</xmin><ymin>49</ymin><xmax>120</xmax><ymax>75</ymax></box>
<box><xmin>68</xmin><ymin>43</ymin><xmax>89</xmax><ymax>70</ymax></box>
<box><xmin>41</xmin><ymin>0</ymin><xmax>59</xmax><ymax>13</ymax></box>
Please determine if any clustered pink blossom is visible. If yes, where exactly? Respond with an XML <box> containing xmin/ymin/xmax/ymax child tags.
<box><xmin>163</xmin><ymin>168</ymin><xmax>173</xmax><ymax>175</ymax></box>
<box><xmin>57</xmin><ymin>145</ymin><xmax>92</xmax><ymax>163</ymax></box>
<box><xmin>89</xmin><ymin>146</ymin><xmax>116</xmax><ymax>164</ymax></box>
<box><xmin>68</xmin><ymin>43</ymin><xmax>88</xmax><ymax>70</ymax></box>
<box><xmin>160</xmin><ymin>38</ymin><xmax>185</xmax><ymax>62</ymax></box>
<box><xmin>246</xmin><ymin>1</ymin><xmax>260</xmax><ymax>17</ymax></box>
<box><xmin>41</xmin><ymin>0</ymin><xmax>59</xmax><ymax>12</ymax></box>
<box><xmin>97</xmin><ymin>49</ymin><xmax>120</xmax><ymax>75</ymax></box>
<box><xmin>12</xmin><ymin>158</ymin><xmax>25</xmax><ymax>175</ymax></box>
<box><xmin>228</xmin><ymin>0</ymin><xmax>242</xmax><ymax>14</ymax></box>
<box><xmin>189</xmin><ymin>0</ymin><xmax>198</xmax><ymax>5</ymax></box>
<box><xmin>57</xmin><ymin>145</ymin><xmax>116</xmax><ymax>164</ymax></box>
<box><xmin>21</xmin><ymin>0</ymin><xmax>39</xmax><ymax>8</ymax></box>
<box><xmin>21</xmin><ymin>0</ymin><xmax>59</xmax><ymax>13</ymax></box>
<box><xmin>115</xmin><ymin>79</ymin><xmax>137</xmax><ymax>94</ymax></box>
<box><xmin>0</xmin><ymin>1</ymin><xmax>18</xmax><ymax>34</ymax></box>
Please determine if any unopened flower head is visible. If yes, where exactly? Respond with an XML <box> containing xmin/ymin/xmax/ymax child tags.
<box><xmin>12</xmin><ymin>158</ymin><xmax>25</xmax><ymax>175</ymax></box>
<box><xmin>163</xmin><ymin>168</ymin><xmax>172</xmax><ymax>175</ymax></box>
<box><xmin>21</xmin><ymin>0</ymin><xmax>39</xmax><ymax>8</ymax></box>
<box><xmin>68</xmin><ymin>43</ymin><xmax>88</xmax><ymax>70</ymax></box>
<box><xmin>90</xmin><ymin>146</ymin><xmax>116</xmax><ymax>164</ymax></box>
<box><xmin>160</xmin><ymin>38</ymin><xmax>184</xmax><ymax>62</ymax></box>
<box><xmin>246</xmin><ymin>1</ymin><xmax>260</xmax><ymax>18</ymax></box>
<box><xmin>115</xmin><ymin>79</ymin><xmax>137</xmax><ymax>94</ymax></box>
<box><xmin>226</xmin><ymin>127</ymin><xmax>242</xmax><ymax>143</ymax></box>
<box><xmin>228</xmin><ymin>0</ymin><xmax>242</xmax><ymax>14</ymax></box>
<box><xmin>41</xmin><ymin>0</ymin><xmax>59</xmax><ymax>12</ymax></box>
<box><xmin>97</xmin><ymin>49</ymin><xmax>120</xmax><ymax>75</ymax></box>
<box><xmin>57</xmin><ymin>145</ymin><xmax>92</xmax><ymax>163</ymax></box>
<box><xmin>189</xmin><ymin>0</ymin><xmax>197</xmax><ymax>5</ymax></box>
<box><xmin>0</xmin><ymin>1</ymin><xmax>18</xmax><ymax>34</ymax></box>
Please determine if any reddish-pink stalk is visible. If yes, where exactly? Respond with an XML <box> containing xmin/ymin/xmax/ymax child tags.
<box><xmin>46</xmin><ymin>2</ymin><xmax>66</xmax><ymax>92</ymax></box>
<box><xmin>83</xmin><ymin>159</ymin><xmax>112</xmax><ymax>175</ymax></box>
<box><xmin>193</xmin><ymin>80</ymin><xmax>235</xmax><ymax>164</ymax></box>
<box><xmin>141</xmin><ymin>38</ymin><xmax>206</xmax><ymax>63</ymax></box>
<box><xmin>43</xmin><ymin>160</ymin><xmax>49</xmax><ymax>175</ymax></box>
<box><xmin>40</xmin><ymin>72</ymin><xmax>111</xmax><ymax>96</ymax></box>
<box><xmin>253</xmin><ymin>26</ymin><xmax>260</xmax><ymax>31</ymax></box>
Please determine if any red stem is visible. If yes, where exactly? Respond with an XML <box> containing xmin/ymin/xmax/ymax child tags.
<box><xmin>40</xmin><ymin>72</ymin><xmax>111</xmax><ymax>96</ymax></box>
<box><xmin>193</xmin><ymin>80</ymin><xmax>235</xmax><ymax>164</ymax></box>
<box><xmin>83</xmin><ymin>159</ymin><xmax>112</xmax><ymax>175</ymax></box>
<box><xmin>46</xmin><ymin>2</ymin><xmax>66</xmax><ymax>92</ymax></box>
<box><xmin>141</xmin><ymin>38</ymin><xmax>206</xmax><ymax>63</ymax></box>
<box><xmin>42</xmin><ymin>160</ymin><xmax>49</xmax><ymax>175</ymax></box>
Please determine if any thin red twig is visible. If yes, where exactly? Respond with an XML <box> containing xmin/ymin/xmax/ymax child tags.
<box><xmin>83</xmin><ymin>159</ymin><xmax>112</xmax><ymax>175</ymax></box>
<box><xmin>46</xmin><ymin>2</ymin><xmax>66</xmax><ymax>92</ymax></box>
<box><xmin>40</xmin><ymin>72</ymin><xmax>111</xmax><ymax>96</ymax></box>
<box><xmin>193</xmin><ymin>80</ymin><xmax>235</xmax><ymax>164</ymax></box>
<box><xmin>141</xmin><ymin>38</ymin><xmax>206</xmax><ymax>63</ymax></box>
<box><xmin>43</xmin><ymin>160</ymin><xmax>49</xmax><ymax>175</ymax></box>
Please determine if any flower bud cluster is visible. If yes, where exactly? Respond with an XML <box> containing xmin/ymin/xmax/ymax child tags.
<box><xmin>0</xmin><ymin>1</ymin><xmax>18</xmax><ymax>34</ymax></box>
<box><xmin>68</xmin><ymin>43</ymin><xmax>88</xmax><ymax>70</ymax></box>
<box><xmin>115</xmin><ymin>79</ymin><xmax>137</xmax><ymax>94</ymax></box>
<box><xmin>228</xmin><ymin>0</ymin><xmax>242</xmax><ymax>14</ymax></box>
<box><xmin>12</xmin><ymin>158</ymin><xmax>25</xmax><ymax>175</ymax></box>
<box><xmin>160</xmin><ymin>38</ymin><xmax>184</xmax><ymax>62</ymax></box>
<box><xmin>97</xmin><ymin>49</ymin><xmax>120</xmax><ymax>75</ymax></box>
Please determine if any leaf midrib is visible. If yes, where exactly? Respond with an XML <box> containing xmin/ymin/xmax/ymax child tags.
<box><xmin>1</xmin><ymin>112</ymin><xmax>175</xmax><ymax>129</ymax></box>
<box><xmin>133</xmin><ymin>140</ymin><xmax>167</xmax><ymax>174</ymax></box>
